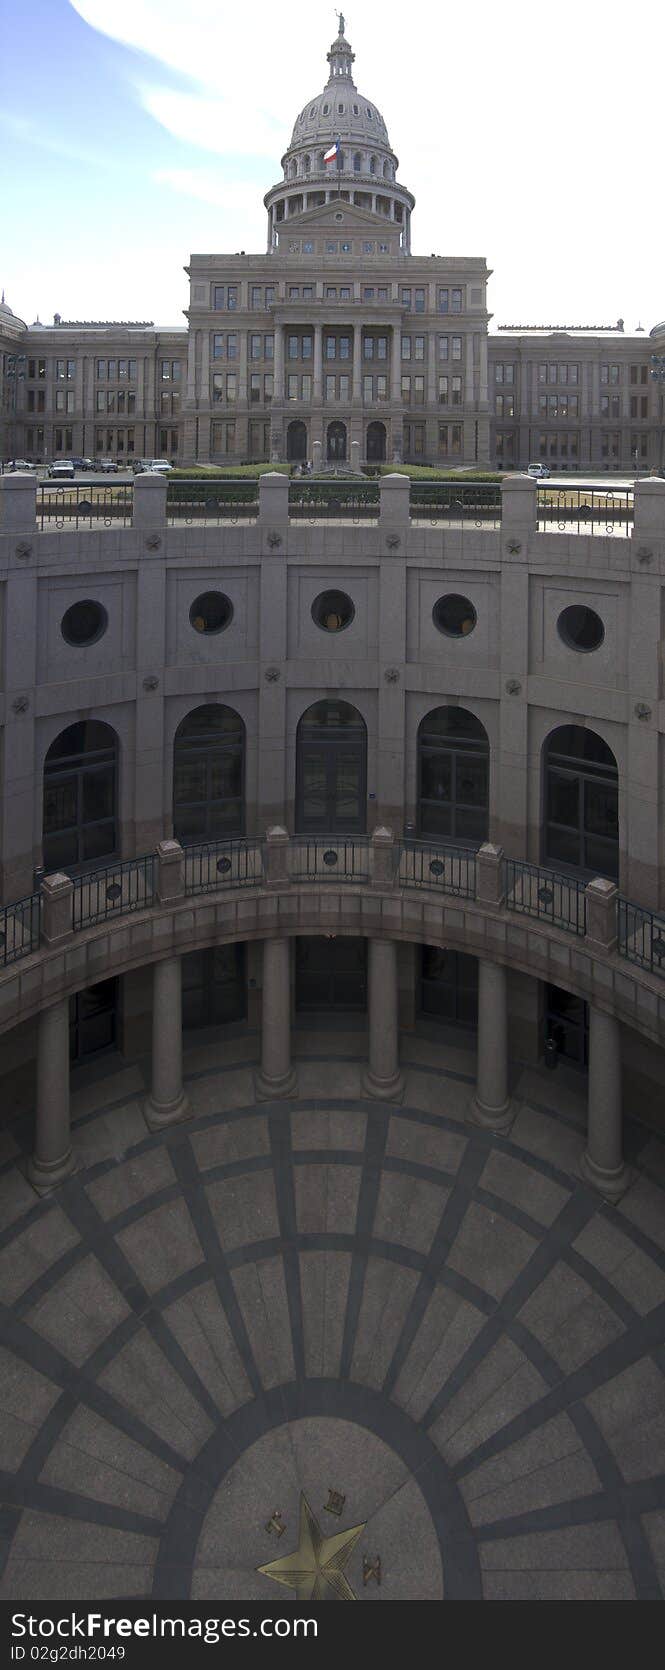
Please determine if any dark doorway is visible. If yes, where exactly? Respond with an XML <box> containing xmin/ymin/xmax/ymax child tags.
<box><xmin>287</xmin><ymin>420</ymin><xmax>308</xmax><ymax>462</ymax></box>
<box><xmin>543</xmin><ymin>725</ymin><xmax>619</xmax><ymax>880</ymax></box>
<box><xmin>419</xmin><ymin>946</ymin><xmax>478</xmax><ymax>1029</ymax></box>
<box><xmin>295</xmin><ymin>936</ymin><xmax>367</xmax><ymax>1012</ymax></box>
<box><xmin>43</xmin><ymin>721</ymin><xmax>118</xmax><ymax>872</ymax></box>
<box><xmin>366</xmin><ymin>421</ymin><xmax>386</xmax><ymax>462</ymax></box>
<box><xmin>69</xmin><ymin>978</ymin><xmax>118</xmax><ymax>1062</ymax></box>
<box><xmin>181</xmin><ymin>943</ymin><xmax>247</xmax><ymax>1030</ymax></box>
<box><xmin>327</xmin><ymin>421</ymin><xmax>347</xmax><ymax>462</ymax></box>
<box><xmin>418</xmin><ymin>707</ymin><xmax>489</xmax><ymax>845</ymax></box>
<box><xmin>173</xmin><ymin>704</ymin><xmax>245</xmax><ymax>844</ymax></box>
<box><xmin>295</xmin><ymin>700</ymin><xmax>367</xmax><ymax>834</ymax></box>
<box><xmin>545</xmin><ymin>982</ymin><xmax>589</xmax><ymax>1067</ymax></box>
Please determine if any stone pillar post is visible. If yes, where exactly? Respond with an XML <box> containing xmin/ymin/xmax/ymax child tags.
<box><xmin>0</xmin><ymin>474</ymin><xmax>37</xmax><ymax>532</ymax></box>
<box><xmin>273</xmin><ymin>325</ymin><xmax>284</xmax><ymax>402</ymax></box>
<box><xmin>633</xmin><ymin>478</ymin><xmax>665</xmax><ymax>544</ymax></box>
<box><xmin>352</xmin><ymin>324</ymin><xmax>362</xmax><ymax>401</ymax></box>
<box><xmin>581</xmin><ymin>1008</ymin><xmax>629</xmax><ymax>1201</ymax></box>
<box><xmin>255</xmin><ymin>937</ymin><xmax>297</xmax><ymax>1099</ymax></box>
<box><xmin>361</xmin><ymin>937</ymin><xmax>405</xmax><ymax>1101</ymax></box>
<box><xmin>350</xmin><ymin>439</ymin><xmax>361</xmax><ymax>473</ymax></box>
<box><xmin>312</xmin><ymin>438</ymin><xmax>322</xmax><ymax>473</ymax></box>
<box><xmin>259</xmin><ymin>469</ymin><xmax>289</xmax><ymax>531</ymax></box>
<box><xmin>40</xmin><ymin>872</ymin><xmax>74</xmax><ymax>946</ymax></box>
<box><xmin>27</xmin><ymin>999</ymin><xmax>77</xmax><ymax>1195</ymax></box>
<box><xmin>370</xmin><ymin>827</ymin><xmax>396</xmax><ymax>888</ymax></box>
<box><xmin>475</xmin><ymin>842</ymin><xmax>505</xmax><ymax>907</ymax></box>
<box><xmin>313</xmin><ymin>324</ymin><xmax>323</xmax><ymax>403</ymax></box>
<box><xmin>144</xmin><ymin>957</ymin><xmax>190</xmax><ymax>1129</ymax></box>
<box><xmin>469</xmin><ymin>959</ymin><xmax>514</xmax><ymax>1132</ymax></box>
<box><xmin>584</xmin><ymin>877</ymin><xmax>618</xmax><ymax>954</ymax></box>
<box><xmin>379</xmin><ymin>472</ymin><xmax>410</xmax><ymax>529</ymax></box>
<box><xmin>501</xmin><ymin>473</ymin><xmax>538</xmax><ymax>538</ymax></box>
<box><xmin>133</xmin><ymin>472</ymin><xmax>167</xmax><ymax>529</ymax></box>
<box><xmin>264</xmin><ymin>825</ymin><xmax>291</xmax><ymax>887</ymax></box>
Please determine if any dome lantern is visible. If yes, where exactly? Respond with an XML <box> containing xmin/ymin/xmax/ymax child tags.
<box><xmin>326</xmin><ymin>15</ymin><xmax>356</xmax><ymax>86</ymax></box>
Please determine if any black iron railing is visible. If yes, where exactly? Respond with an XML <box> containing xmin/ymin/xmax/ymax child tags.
<box><xmin>288</xmin><ymin>482</ymin><xmax>380</xmax><ymax>521</ymax></box>
<box><xmin>166</xmin><ymin>479</ymin><xmax>259</xmax><ymax>524</ymax></box>
<box><xmin>0</xmin><ymin>893</ymin><xmax>40</xmax><ymax>966</ymax></box>
<box><xmin>184</xmin><ymin>838</ymin><xmax>263</xmax><ymax>895</ymax></box>
<box><xmin>290</xmin><ymin>836</ymin><xmax>371</xmax><ymax>882</ymax></box>
<box><xmin>618</xmin><ymin>898</ymin><xmax>665</xmax><ymax>974</ymax></box>
<box><xmin>409</xmin><ymin>482</ymin><xmax>502</xmax><ymax>526</ymax></box>
<box><xmin>38</xmin><ymin>484</ymin><xmax>133</xmax><ymax>530</ymax></box>
<box><xmin>72</xmin><ymin>856</ymin><xmax>156</xmax><ymax>930</ymax></box>
<box><xmin>398</xmin><ymin>839</ymin><xmax>476</xmax><ymax>897</ymax></box>
<box><xmin>505</xmin><ymin>858</ymin><xmax>587</xmax><ymax>935</ymax></box>
<box><xmin>537</xmin><ymin>485</ymin><xmax>633</xmax><ymax>537</ymax></box>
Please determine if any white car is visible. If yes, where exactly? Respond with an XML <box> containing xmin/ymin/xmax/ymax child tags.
<box><xmin>526</xmin><ymin>463</ymin><xmax>551</xmax><ymax>479</ymax></box>
<box><xmin>5</xmin><ymin>459</ymin><xmax>36</xmax><ymax>474</ymax></box>
<box><xmin>98</xmin><ymin>457</ymin><xmax>119</xmax><ymax>473</ymax></box>
<box><xmin>148</xmin><ymin>459</ymin><xmax>173</xmax><ymax>475</ymax></box>
<box><xmin>47</xmin><ymin>460</ymin><xmax>75</xmax><ymax>480</ymax></box>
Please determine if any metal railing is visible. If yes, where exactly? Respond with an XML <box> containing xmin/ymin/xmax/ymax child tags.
<box><xmin>398</xmin><ymin>839</ymin><xmax>476</xmax><ymax>897</ymax></box>
<box><xmin>38</xmin><ymin>484</ymin><xmax>133</xmax><ymax>530</ymax></box>
<box><xmin>0</xmin><ymin>893</ymin><xmax>40</xmax><ymax>966</ymax></box>
<box><xmin>166</xmin><ymin>479</ymin><xmax>259</xmax><ymax>524</ymax></box>
<box><xmin>618</xmin><ymin>898</ymin><xmax>665</xmax><ymax>975</ymax></box>
<box><xmin>288</xmin><ymin>482</ymin><xmax>380</xmax><ymax>521</ymax></box>
<box><xmin>537</xmin><ymin>485</ymin><xmax>633</xmax><ymax>537</ymax></box>
<box><xmin>409</xmin><ymin>482</ymin><xmax>502</xmax><ymax>526</ymax></box>
<box><xmin>184</xmin><ymin>837</ymin><xmax>263</xmax><ymax>896</ymax></box>
<box><xmin>504</xmin><ymin>858</ymin><xmax>587</xmax><ymax>935</ymax></box>
<box><xmin>290</xmin><ymin>836</ymin><xmax>371</xmax><ymax>882</ymax></box>
<box><xmin>72</xmin><ymin>856</ymin><xmax>156</xmax><ymax>930</ymax></box>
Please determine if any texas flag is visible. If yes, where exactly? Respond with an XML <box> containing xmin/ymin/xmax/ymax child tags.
<box><xmin>323</xmin><ymin>140</ymin><xmax>341</xmax><ymax>164</ymax></box>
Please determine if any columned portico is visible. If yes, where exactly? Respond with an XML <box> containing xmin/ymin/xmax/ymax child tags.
<box><xmin>581</xmin><ymin>1007</ymin><xmax>630</xmax><ymax>1201</ymax></box>
<box><xmin>144</xmin><ymin>956</ymin><xmax>190</xmax><ymax>1129</ymax></box>
<box><xmin>255</xmin><ymin>937</ymin><xmax>297</xmax><ymax>1099</ymax></box>
<box><xmin>28</xmin><ymin>998</ymin><xmax>77</xmax><ymax>1195</ymax></box>
<box><xmin>469</xmin><ymin>959</ymin><xmax>513</xmax><ymax>1133</ymax></box>
<box><xmin>361</xmin><ymin>936</ymin><xmax>404</xmax><ymax>1101</ymax></box>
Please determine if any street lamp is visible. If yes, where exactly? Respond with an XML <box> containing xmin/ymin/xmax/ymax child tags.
<box><xmin>3</xmin><ymin>353</ymin><xmax>27</xmax><ymax>467</ymax></box>
<box><xmin>650</xmin><ymin>354</ymin><xmax>665</xmax><ymax>472</ymax></box>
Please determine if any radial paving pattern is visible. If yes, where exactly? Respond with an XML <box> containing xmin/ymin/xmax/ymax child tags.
<box><xmin>1</xmin><ymin>1033</ymin><xmax>665</xmax><ymax>1602</ymax></box>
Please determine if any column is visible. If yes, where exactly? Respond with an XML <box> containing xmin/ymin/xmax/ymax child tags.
<box><xmin>427</xmin><ymin>331</ymin><xmax>436</xmax><ymax>406</ymax></box>
<box><xmin>581</xmin><ymin>1008</ymin><xmax>629</xmax><ymax>1200</ymax></box>
<box><xmin>144</xmin><ymin>957</ymin><xmax>190</xmax><ymax>1129</ymax></box>
<box><xmin>255</xmin><ymin>937</ymin><xmax>297</xmax><ymax>1099</ymax></box>
<box><xmin>273</xmin><ymin>325</ymin><xmax>284</xmax><ymax>401</ymax></box>
<box><xmin>465</xmin><ymin>333</ymin><xmax>474</xmax><ymax>405</ymax></box>
<box><xmin>391</xmin><ymin>326</ymin><xmax>401</xmax><ymax>401</ymax></box>
<box><xmin>362</xmin><ymin>937</ymin><xmax>405</xmax><ymax>1101</ymax></box>
<box><xmin>352</xmin><ymin>323</ymin><xmax>362</xmax><ymax>401</ymax></box>
<box><xmin>239</xmin><ymin>329</ymin><xmax>248</xmax><ymax>404</ymax></box>
<box><xmin>313</xmin><ymin>323</ymin><xmax>323</xmax><ymax>402</ymax></box>
<box><xmin>479</xmin><ymin>334</ymin><xmax>489</xmax><ymax>406</ymax></box>
<box><xmin>469</xmin><ymin>960</ymin><xmax>513</xmax><ymax>1132</ymax></box>
<box><xmin>28</xmin><ymin>1000</ymin><xmax>76</xmax><ymax>1195</ymax></box>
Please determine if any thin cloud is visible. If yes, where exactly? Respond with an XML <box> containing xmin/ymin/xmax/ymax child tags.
<box><xmin>154</xmin><ymin>169</ymin><xmax>265</xmax><ymax>210</ymax></box>
<box><xmin>142</xmin><ymin>88</ymin><xmax>280</xmax><ymax>159</ymax></box>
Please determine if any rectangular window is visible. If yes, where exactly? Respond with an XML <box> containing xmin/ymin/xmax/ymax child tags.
<box><xmin>118</xmin><ymin>359</ymin><xmax>127</xmax><ymax>379</ymax></box>
<box><xmin>363</xmin><ymin>374</ymin><xmax>373</xmax><ymax>402</ymax></box>
<box><xmin>288</xmin><ymin>286</ymin><xmax>299</xmax><ymax>300</ymax></box>
<box><xmin>227</xmin><ymin>335</ymin><xmax>237</xmax><ymax>360</ymax></box>
<box><xmin>264</xmin><ymin>373</ymin><xmax>273</xmax><ymax>402</ymax></box>
<box><xmin>67</xmin><ymin>359</ymin><xmax>75</xmax><ymax>380</ymax></box>
<box><xmin>414</xmin><ymin>375</ymin><xmax>425</xmax><ymax>405</ymax></box>
<box><xmin>226</xmin><ymin>372</ymin><xmax>237</xmax><ymax>402</ymax></box>
<box><xmin>264</xmin><ymin>334</ymin><xmax>274</xmax><ymax>360</ymax></box>
<box><xmin>438</xmin><ymin>424</ymin><xmax>449</xmax><ymax>455</ymax></box>
<box><xmin>414</xmin><ymin>336</ymin><xmax>425</xmax><ymax>361</ymax></box>
<box><xmin>495</xmin><ymin>363</ymin><xmax>504</xmax><ymax>384</ymax></box>
<box><xmin>128</xmin><ymin>392</ymin><xmax>136</xmax><ymax>414</ymax></box>
<box><xmin>302</xmin><ymin>285</ymin><xmax>314</xmax><ymax>300</ymax></box>
<box><xmin>401</xmin><ymin>288</ymin><xmax>412</xmax><ymax>309</ymax></box>
<box><xmin>439</xmin><ymin>375</ymin><xmax>449</xmax><ymax>404</ymax></box>
<box><xmin>301</xmin><ymin>373</ymin><xmax>312</xmax><ymax>401</ymax></box>
<box><xmin>55</xmin><ymin>390</ymin><xmax>65</xmax><ymax>412</ymax></box>
<box><xmin>451</xmin><ymin>423</ymin><xmax>462</xmax><ymax>454</ymax></box>
<box><xmin>363</xmin><ymin>287</ymin><xmax>375</xmax><ymax>300</ymax></box>
<box><xmin>339</xmin><ymin>336</ymin><xmax>351</xmax><ymax>359</ymax></box>
<box><xmin>438</xmin><ymin>288</ymin><xmax>449</xmax><ymax>313</ymax></box>
<box><xmin>415</xmin><ymin>288</ymin><xmax>425</xmax><ymax>313</ymax></box>
<box><xmin>569</xmin><ymin>364</ymin><xmax>578</xmax><ymax>384</ymax></box>
<box><xmin>160</xmin><ymin>360</ymin><xmax>171</xmax><ymax>381</ymax></box>
<box><xmin>452</xmin><ymin>336</ymin><xmax>462</xmax><ymax>361</ymax></box>
<box><xmin>495</xmin><ymin>393</ymin><xmax>503</xmax><ymax>417</ymax></box>
<box><xmin>227</xmin><ymin>287</ymin><xmax>238</xmax><ymax>310</ymax></box>
<box><xmin>401</xmin><ymin>335</ymin><xmax>411</xmax><ymax>360</ymax></box>
<box><xmin>212</xmin><ymin>334</ymin><xmax>224</xmax><ymax>359</ymax></box>
<box><xmin>251</xmin><ymin>334</ymin><xmax>263</xmax><ymax>359</ymax></box>
<box><xmin>265</xmin><ymin>286</ymin><xmax>275</xmax><ymax>308</ymax></box>
<box><xmin>55</xmin><ymin>360</ymin><xmax>65</xmax><ymax>380</ymax></box>
<box><xmin>251</xmin><ymin>286</ymin><xmax>262</xmax><ymax>309</ymax></box>
<box><xmin>377</xmin><ymin>287</ymin><xmax>388</xmax><ymax>301</ymax></box>
<box><xmin>401</xmin><ymin>374</ymin><xmax>411</xmax><ymax>404</ymax></box>
<box><xmin>340</xmin><ymin>286</ymin><xmax>351</xmax><ymax>300</ymax></box>
<box><xmin>439</xmin><ymin>336</ymin><xmax>449</xmax><ymax>361</ymax></box>
<box><xmin>339</xmin><ymin>374</ymin><xmax>350</xmax><ymax>400</ymax></box>
<box><xmin>364</xmin><ymin>336</ymin><xmax>375</xmax><ymax>359</ymax></box>
<box><xmin>505</xmin><ymin>364</ymin><xmax>514</xmax><ymax>384</ymax></box>
<box><xmin>288</xmin><ymin>335</ymin><xmax>299</xmax><ymax>360</ymax></box>
<box><xmin>326</xmin><ymin>286</ymin><xmax>337</xmax><ymax>299</ymax></box>
<box><xmin>451</xmin><ymin>376</ymin><xmax>462</xmax><ymax>406</ymax></box>
<box><xmin>128</xmin><ymin>359</ymin><xmax>137</xmax><ymax>380</ymax></box>
<box><xmin>376</xmin><ymin>374</ymin><xmax>387</xmax><ymax>401</ymax></box>
<box><xmin>212</xmin><ymin>373</ymin><xmax>224</xmax><ymax>403</ymax></box>
<box><xmin>325</xmin><ymin>335</ymin><xmax>336</xmax><ymax>360</ymax></box>
<box><xmin>250</xmin><ymin>373</ymin><xmax>261</xmax><ymax>403</ymax></box>
<box><xmin>451</xmin><ymin>288</ymin><xmax>462</xmax><ymax>312</ymax></box>
<box><xmin>213</xmin><ymin>286</ymin><xmax>225</xmax><ymax>310</ymax></box>
<box><xmin>287</xmin><ymin>374</ymin><xmax>298</xmax><ymax>400</ymax></box>
<box><xmin>302</xmin><ymin>335</ymin><xmax>312</xmax><ymax>360</ymax></box>
<box><xmin>326</xmin><ymin>374</ymin><xmax>336</xmax><ymax>400</ymax></box>
<box><xmin>601</xmin><ymin>395</ymin><xmax>609</xmax><ymax>416</ymax></box>
<box><xmin>539</xmin><ymin>364</ymin><xmax>547</xmax><ymax>383</ymax></box>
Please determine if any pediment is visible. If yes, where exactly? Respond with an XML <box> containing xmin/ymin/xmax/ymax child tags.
<box><xmin>285</xmin><ymin>199</ymin><xmax>399</xmax><ymax>236</ymax></box>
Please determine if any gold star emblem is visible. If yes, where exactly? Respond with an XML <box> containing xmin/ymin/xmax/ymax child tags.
<box><xmin>257</xmin><ymin>1492</ymin><xmax>366</xmax><ymax>1601</ymax></box>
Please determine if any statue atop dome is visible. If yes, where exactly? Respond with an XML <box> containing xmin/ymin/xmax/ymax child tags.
<box><xmin>336</xmin><ymin>11</ymin><xmax>345</xmax><ymax>34</ymax></box>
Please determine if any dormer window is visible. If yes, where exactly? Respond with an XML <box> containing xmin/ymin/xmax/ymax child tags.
<box><xmin>338</xmin><ymin>104</ymin><xmax>344</xmax><ymax>113</ymax></box>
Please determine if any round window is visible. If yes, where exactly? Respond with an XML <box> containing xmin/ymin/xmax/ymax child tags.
<box><xmin>557</xmin><ymin>604</ymin><xmax>604</xmax><ymax>652</ymax></box>
<box><xmin>311</xmin><ymin>589</ymin><xmax>355</xmax><ymax>632</ymax></box>
<box><xmin>189</xmin><ymin>592</ymin><xmax>233</xmax><ymax>635</ymax></box>
<box><xmin>432</xmin><ymin>594</ymin><xmax>477</xmax><ymax>638</ymax></box>
<box><xmin>60</xmin><ymin>599</ymin><xmax>108</xmax><ymax>647</ymax></box>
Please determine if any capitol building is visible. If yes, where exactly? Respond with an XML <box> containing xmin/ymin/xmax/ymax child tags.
<box><xmin>0</xmin><ymin>19</ymin><xmax>664</xmax><ymax>1609</ymax></box>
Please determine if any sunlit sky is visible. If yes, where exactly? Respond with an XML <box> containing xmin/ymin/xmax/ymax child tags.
<box><xmin>2</xmin><ymin>0</ymin><xmax>661</xmax><ymax>334</ymax></box>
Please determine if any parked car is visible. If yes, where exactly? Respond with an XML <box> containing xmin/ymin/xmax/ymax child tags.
<box><xmin>70</xmin><ymin>457</ymin><xmax>94</xmax><ymax>472</ymax></box>
<box><xmin>47</xmin><ymin>459</ymin><xmax>75</xmax><ymax>480</ymax></box>
<box><xmin>147</xmin><ymin>460</ymin><xmax>173</xmax><ymax>475</ymax></box>
<box><xmin>526</xmin><ymin>463</ymin><xmax>551</xmax><ymax>479</ymax></box>
<box><xmin>4</xmin><ymin>459</ymin><xmax>36</xmax><ymax>473</ymax></box>
<box><xmin>97</xmin><ymin>457</ymin><xmax>119</xmax><ymax>473</ymax></box>
<box><xmin>133</xmin><ymin>458</ymin><xmax>173</xmax><ymax>474</ymax></box>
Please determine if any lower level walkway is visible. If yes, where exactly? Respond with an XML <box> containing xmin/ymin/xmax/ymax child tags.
<box><xmin>1</xmin><ymin>1030</ymin><xmax>664</xmax><ymax>1601</ymax></box>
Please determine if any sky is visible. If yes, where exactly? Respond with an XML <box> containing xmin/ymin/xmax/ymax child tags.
<box><xmin>1</xmin><ymin>0</ymin><xmax>662</xmax><ymax>335</ymax></box>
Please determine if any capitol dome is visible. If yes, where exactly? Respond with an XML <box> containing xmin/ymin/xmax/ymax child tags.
<box><xmin>289</xmin><ymin>18</ymin><xmax>393</xmax><ymax>154</ymax></box>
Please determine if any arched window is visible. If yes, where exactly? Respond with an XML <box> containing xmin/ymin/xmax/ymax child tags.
<box><xmin>43</xmin><ymin>720</ymin><xmax>118</xmax><ymax>871</ymax></box>
<box><xmin>173</xmin><ymin>704</ymin><xmax>245</xmax><ymax>844</ymax></box>
<box><xmin>369</xmin><ymin>155</ymin><xmax>377</xmax><ymax>175</ymax></box>
<box><xmin>543</xmin><ymin>725</ymin><xmax>618</xmax><ymax>879</ymax></box>
<box><xmin>296</xmin><ymin>699</ymin><xmax>367</xmax><ymax>835</ymax></box>
<box><xmin>418</xmin><ymin>707</ymin><xmax>489</xmax><ymax>845</ymax></box>
<box><xmin>353</xmin><ymin>152</ymin><xmax>361</xmax><ymax>172</ymax></box>
<box><xmin>303</xmin><ymin>154</ymin><xmax>311</xmax><ymax>174</ymax></box>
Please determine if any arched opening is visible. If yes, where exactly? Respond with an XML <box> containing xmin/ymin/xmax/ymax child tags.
<box><xmin>366</xmin><ymin>420</ymin><xmax>386</xmax><ymax>462</ymax></box>
<box><xmin>173</xmin><ymin>704</ymin><xmax>245</xmax><ymax>844</ymax></box>
<box><xmin>353</xmin><ymin>152</ymin><xmax>361</xmax><ymax>173</ymax></box>
<box><xmin>543</xmin><ymin>724</ymin><xmax>619</xmax><ymax>879</ymax></box>
<box><xmin>295</xmin><ymin>699</ymin><xmax>367</xmax><ymax>834</ymax></box>
<box><xmin>287</xmin><ymin>419</ymin><xmax>308</xmax><ymax>462</ymax></box>
<box><xmin>417</xmin><ymin>706</ymin><xmax>489</xmax><ymax>844</ymax></box>
<box><xmin>43</xmin><ymin>720</ymin><xmax>118</xmax><ymax>871</ymax></box>
<box><xmin>326</xmin><ymin>420</ymin><xmax>347</xmax><ymax>462</ymax></box>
